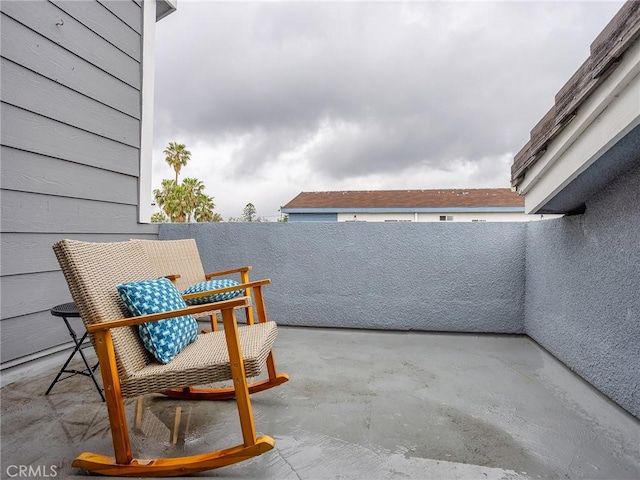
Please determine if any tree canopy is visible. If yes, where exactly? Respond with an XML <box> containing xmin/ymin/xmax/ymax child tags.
<box><xmin>163</xmin><ymin>142</ymin><xmax>191</xmax><ymax>184</ymax></box>
<box><xmin>152</xmin><ymin>143</ymin><xmax>220</xmax><ymax>223</ymax></box>
<box><xmin>242</xmin><ymin>203</ymin><xmax>257</xmax><ymax>222</ymax></box>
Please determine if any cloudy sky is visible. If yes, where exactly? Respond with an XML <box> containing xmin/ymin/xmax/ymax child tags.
<box><xmin>151</xmin><ymin>0</ymin><xmax>624</xmax><ymax>221</ymax></box>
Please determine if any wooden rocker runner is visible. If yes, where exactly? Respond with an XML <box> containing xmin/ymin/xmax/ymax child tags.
<box><xmin>53</xmin><ymin>239</ymin><xmax>289</xmax><ymax>477</ymax></box>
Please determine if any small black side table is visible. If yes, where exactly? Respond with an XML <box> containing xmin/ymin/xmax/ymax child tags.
<box><xmin>45</xmin><ymin>302</ymin><xmax>105</xmax><ymax>401</ymax></box>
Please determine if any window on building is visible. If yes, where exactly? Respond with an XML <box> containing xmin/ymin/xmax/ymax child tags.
<box><xmin>472</xmin><ymin>219</ymin><xmax>486</xmax><ymax>222</ymax></box>
<box><xmin>439</xmin><ymin>215</ymin><xmax>454</xmax><ymax>221</ymax></box>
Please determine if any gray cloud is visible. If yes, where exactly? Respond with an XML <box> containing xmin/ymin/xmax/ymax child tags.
<box><xmin>153</xmin><ymin>0</ymin><xmax>625</xmax><ymax>217</ymax></box>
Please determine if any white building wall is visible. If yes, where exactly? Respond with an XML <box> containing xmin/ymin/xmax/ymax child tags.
<box><xmin>337</xmin><ymin>212</ymin><xmax>560</xmax><ymax>222</ymax></box>
<box><xmin>338</xmin><ymin>212</ymin><xmax>415</xmax><ymax>222</ymax></box>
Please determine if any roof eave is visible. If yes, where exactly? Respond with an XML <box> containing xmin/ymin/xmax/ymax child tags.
<box><xmin>282</xmin><ymin>207</ymin><xmax>525</xmax><ymax>214</ymax></box>
<box><xmin>515</xmin><ymin>38</ymin><xmax>640</xmax><ymax>214</ymax></box>
<box><xmin>511</xmin><ymin>1</ymin><xmax>640</xmax><ymax>191</ymax></box>
<box><xmin>156</xmin><ymin>0</ymin><xmax>176</xmax><ymax>21</ymax></box>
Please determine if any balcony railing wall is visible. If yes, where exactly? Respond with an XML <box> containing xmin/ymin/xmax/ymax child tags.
<box><xmin>525</xmin><ymin>161</ymin><xmax>640</xmax><ymax>419</ymax></box>
<box><xmin>160</xmin><ymin>222</ymin><xmax>527</xmax><ymax>333</ymax></box>
<box><xmin>160</xmin><ymin>158</ymin><xmax>639</xmax><ymax>421</ymax></box>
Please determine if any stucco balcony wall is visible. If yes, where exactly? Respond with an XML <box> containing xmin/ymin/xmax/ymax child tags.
<box><xmin>160</xmin><ymin>222</ymin><xmax>527</xmax><ymax>334</ymax></box>
<box><xmin>160</xmin><ymin>175</ymin><xmax>640</xmax><ymax>421</ymax></box>
<box><xmin>525</xmin><ymin>161</ymin><xmax>640</xmax><ymax>419</ymax></box>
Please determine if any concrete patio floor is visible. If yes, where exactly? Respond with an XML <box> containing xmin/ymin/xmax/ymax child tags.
<box><xmin>1</xmin><ymin>326</ymin><xmax>638</xmax><ymax>479</ymax></box>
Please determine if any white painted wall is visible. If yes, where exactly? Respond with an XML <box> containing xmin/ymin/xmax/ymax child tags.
<box><xmin>138</xmin><ymin>0</ymin><xmax>157</xmax><ymax>223</ymax></box>
<box><xmin>336</xmin><ymin>212</ymin><xmax>560</xmax><ymax>222</ymax></box>
<box><xmin>338</xmin><ymin>212</ymin><xmax>415</xmax><ymax>222</ymax></box>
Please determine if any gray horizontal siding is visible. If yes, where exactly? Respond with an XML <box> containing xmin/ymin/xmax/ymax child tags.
<box><xmin>1</xmin><ymin>0</ymin><xmax>140</xmax><ymax>88</ymax></box>
<box><xmin>1</xmin><ymin>59</ymin><xmax>140</xmax><ymax>147</ymax></box>
<box><xmin>1</xmin><ymin>232</ymin><xmax>158</xmax><ymax>276</ymax></box>
<box><xmin>51</xmin><ymin>0</ymin><xmax>141</xmax><ymax>59</ymax></box>
<box><xmin>98</xmin><ymin>0</ymin><xmax>142</xmax><ymax>34</ymax></box>
<box><xmin>1</xmin><ymin>13</ymin><xmax>140</xmax><ymax>118</ymax></box>
<box><xmin>1</xmin><ymin>103</ymin><xmax>139</xmax><ymax>176</ymax></box>
<box><xmin>1</xmin><ymin>190</ymin><xmax>158</xmax><ymax>234</ymax></box>
<box><xmin>1</xmin><ymin>311</ymin><xmax>79</xmax><ymax>364</ymax></box>
<box><xmin>0</xmin><ymin>0</ymin><xmax>156</xmax><ymax>372</ymax></box>
<box><xmin>1</xmin><ymin>271</ymin><xmax>70</xmax><ymax>320</ymax></box>
<box><xmin>0</xmin><ymin>147</ymin><xmax>139</xmax><ymax>204</ymax></box>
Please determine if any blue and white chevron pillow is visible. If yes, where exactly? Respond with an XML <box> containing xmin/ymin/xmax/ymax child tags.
<box><xmin>182</xmin><ymin>279</ymin><xmax>243</xmax><ymax>305</ymax></box>
<box><xmin>116</xmin><ymin>277</ymin><xmax>198</xmax><ymax>364</ymax></box>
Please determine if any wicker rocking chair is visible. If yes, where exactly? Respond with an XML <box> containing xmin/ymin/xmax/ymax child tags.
<box><xmin>52</xmin><ymin>239</ymin><xmax>288</xmax><ymax>477</ymax></box>
<box><xmin>131</xmin><ymin>238</ymin><xmax>255</xmax><ymax>330</ymax></box>
<box><xmin>132</xmin><ymin>238</ymin><xmax>289</xmax><ymax>401</ymax></box>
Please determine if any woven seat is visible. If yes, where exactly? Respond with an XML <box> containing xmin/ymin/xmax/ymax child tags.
<box><xmin>121</xmin><ymin>322</ymin><xmax>276</xmax><ymax>397</ymax></box>
<box><xmin>52</xmin><ymin>239</ymin><xmax>289</xmax><ymax>477</ymax></box>
<box><xmin>130</xmin><ymin>239</ymin><xmax>289</xmax><ymax>402</ymax></box>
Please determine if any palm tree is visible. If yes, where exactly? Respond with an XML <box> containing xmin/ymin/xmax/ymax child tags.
<box><xmin>194</xmin><ymin>194</ymin><xmax>218</xmax><ymax>222</ymax></box>
<box><xmin>172</xmin><ymin>183</ymin><xmax>190</xmax><ymax>223</ymax></box>
<box><xmin>163</xmin><ymin>142</ymin><xmax>191</xmax><ymax>183</ymax></box>
<box><xmin>154</xmin><ymin>178</ymin><xmax>219</xmax><ymax>223</ymax></box>
<box><xmin>153</xmin><ymin>179</ymin><xmax>184</xmax><ymax>222</ymax></box>
<box><xmin>154</xmin><ymin>146</ymin><xmax>221</xmax><ymax>222</ymax></box>
<box><xmin>153</xmin><ymin>179</ymin><xmax>174</xmax><ymax>220</ymax></box>
<box><xmin>182</xmin><ymin>177</ymin><xmax>205</xmax><ymax>222</ymax></box>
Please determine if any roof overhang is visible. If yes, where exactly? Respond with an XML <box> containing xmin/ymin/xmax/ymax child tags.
<box><xmin>514</xmin><ymin>38</ymin><xmax>640</xmax><ymax>214</ymax></box>
<box><xmin>156</xmin><ymin>0</ymin><xmax>176</xmax><ymax>21</ymax></box>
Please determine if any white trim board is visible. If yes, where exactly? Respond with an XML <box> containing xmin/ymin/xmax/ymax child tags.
<box><xmin>517</xmin><ymin>39</ymin><xmax>640</xmax><ymax>214</ymax></box>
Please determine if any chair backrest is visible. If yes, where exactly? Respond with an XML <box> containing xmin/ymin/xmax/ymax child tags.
<box><xmin>132</xmin><ymin>239</ymin><xmax>206</xmax><ymax>291</ymax></box>
<box><xmin>52</xmin><ymin>239</ymin><xmax>156</xmax><ymax>380</ymax></box>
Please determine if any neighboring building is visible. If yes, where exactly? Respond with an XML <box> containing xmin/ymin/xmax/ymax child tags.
<box><xmin>281</xmin><ymin>188</ymin><xmax>551</xmax><ymax>222</ymax></box>
<box><xmin>0</xmin><ymin>0</ymin><xmax>172</xmax><ymax>374</ymax></box>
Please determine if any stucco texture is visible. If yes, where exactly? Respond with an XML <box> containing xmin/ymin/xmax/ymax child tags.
<box><xmin>161</xmin><ymin>222</ymin><xmax>526</xmax><ymax>333</ymax></box>
<box><xmin>525</xmin><ymin>163</ymin><xmax>640</xmax><ymax>418</ymax></box>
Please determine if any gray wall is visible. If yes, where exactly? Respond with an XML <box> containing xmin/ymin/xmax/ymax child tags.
<box><xmin>525</xmin><ymin>163</ymin><xmax>640</xmax><ymax>418</ymax></box>
<box><xmin>160</xmin><ymin>222</ymin><xmax>527</xmax><ymax>333</ymax></box>
<box><xmin>0</xmin><ymin>0</ymin><xmax>157</xmax><ymax>367</ymax></box>
<box><xmin>162</xmin><ymin>172</ymin><xmax>640</xmax><ymax>419</ymax></box>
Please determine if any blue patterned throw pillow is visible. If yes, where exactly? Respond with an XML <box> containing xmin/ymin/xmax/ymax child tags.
<box><xmin>116</xmin><ymin>278</ymin><xmax>198</xmax><ymax>364</ymax></box>
<box><xmin>182</xmin><ymin>279</ymin><xmax>243</xmax><ymax>305</ymax></box>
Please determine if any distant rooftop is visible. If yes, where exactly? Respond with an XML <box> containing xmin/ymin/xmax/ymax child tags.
<box><xmin>282</xmin><ymin>188</ymin><xmax>524</xmax><ymax>210</ymax></box>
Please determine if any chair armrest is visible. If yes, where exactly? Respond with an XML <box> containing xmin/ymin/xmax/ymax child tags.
<box><xmin>205</xmin><ymin>266</ymin><xmax>252</xmax><ymax>279</ymax></box>
<box><xmin>164</xmin><ymin>274</ymin><xmax>181</xmax><ymax>284</ymax></box>
<box><xmin>86</xmin><ymin>297</ymin><xmax>250</xmax><ymax>333</ymax></box>
<box><xmin>181</xmin><ymin>279</ymin><xmax>271</xmax><ymax>302</ymax></box>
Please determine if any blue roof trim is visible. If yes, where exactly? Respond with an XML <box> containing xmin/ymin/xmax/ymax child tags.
<box><xmin>288</xmin><ymin>213</ymin><xmax>338</xmax><ymax>222</ymax></box>
<box><xmin>282</xmin><ymin>207</ymin><xmax>525</xmax><ymax>214</ymax></box>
